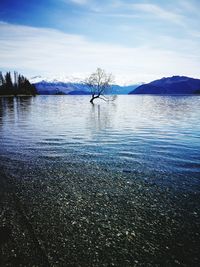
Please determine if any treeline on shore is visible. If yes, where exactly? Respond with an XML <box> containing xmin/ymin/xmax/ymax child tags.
<box><xmin>0</xmin><ymin>71</ymin><xmax>37</xmax><ymax>96</ymax></box>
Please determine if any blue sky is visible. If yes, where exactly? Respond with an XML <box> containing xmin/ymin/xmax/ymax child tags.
<box><xmin>0</xmin><ymin>0</ymin><xmax>200</xmax><ymax>83</ymax></box>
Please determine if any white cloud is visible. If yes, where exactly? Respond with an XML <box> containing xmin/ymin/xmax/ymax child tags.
<box><xmin>131</xmin><ymin>3</ymin><xmax>184</xmax><ymax>25</ymax></box>
<box><xmin>0</xmin><ymin>22</ymin><xmax>200</xmax><ymax>84</ymax></box>
<box><xmin>68</xmin><ymin>0</ymin><xmax>90</xmax><ymax>5</ymax></box>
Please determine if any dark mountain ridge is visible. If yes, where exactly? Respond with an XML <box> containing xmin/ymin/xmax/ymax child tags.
<box><xmin>129</xmin><ymin>76</ymin><xmax>200</xmax><ymax>95</ymax></box>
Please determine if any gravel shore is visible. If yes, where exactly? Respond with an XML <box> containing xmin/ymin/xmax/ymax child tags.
<box><xmin>0</xmin><ymin>160</ymin><xmax>200</xmax><ymax>267</ymax></box>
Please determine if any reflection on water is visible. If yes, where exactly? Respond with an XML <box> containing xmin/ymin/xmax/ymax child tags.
<box><xmin>1</xmin><ymin>95</ymin><xmax>199</xmax><ymax>179</ymax></box>
<box><xmin>0</xmin><ymin>95</ymin><xmax>200</xmax><ymax>266</ymax></box>
<box><xmin>88</xmin><ymin>103</ymin><xmax>117</xmax><ymax>133</ymax></box>
<box><xmin>0</xmin><ymin>96</ymin><xmax>32</xmax><ymax>126</ymax></box>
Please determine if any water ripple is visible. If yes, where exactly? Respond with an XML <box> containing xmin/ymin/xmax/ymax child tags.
<box><xmin>0</xmin><ymin>95</ymin><xmax>200</xmax><ymax>187</ymax></box>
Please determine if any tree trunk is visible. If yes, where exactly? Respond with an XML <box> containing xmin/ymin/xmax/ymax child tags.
<box><xmin>90</xmin><ymin>97</ymin><xmax>94</xmax><ymax>104</ymax></box>
<box><xmin>90</xmin><ymin>95</ymin><xmax>99</xmax><ymax>104</ymax></box>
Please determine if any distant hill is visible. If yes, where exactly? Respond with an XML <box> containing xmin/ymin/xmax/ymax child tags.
<box><xmin>34</xmin><ymin>81</ymin><xmax>90</xmax><ymax>95</ymax></box>
<box><xmin>68</xmin><ymin>90</ymin><xmax>91</xmax><ymax>95</ymax></box>
<box><xmin>111</xmin><ymin>84</ymin><xmax>139</xmax><ymax>95</ymax></box>
<box><xmin>33</xmin><ymin>80</ymin><xmax>139</xmax><ymax>95</ymax></box>
<box><xmin>129</xmin><ymin>76</ymin><xmax>200</xmax><ymax>95</ymax></box>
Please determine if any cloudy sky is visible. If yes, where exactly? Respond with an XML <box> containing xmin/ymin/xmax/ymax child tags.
<box><xmin>0</xmin><ymin>0</ymin><xmax>200</xmax><ymax>84</ymax></box>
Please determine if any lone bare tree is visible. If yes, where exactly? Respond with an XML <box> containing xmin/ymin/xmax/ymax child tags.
<box><xmin>86</xmin><ymin>68</ymin><xmax>116</xmax><ymax>104</ymax></box>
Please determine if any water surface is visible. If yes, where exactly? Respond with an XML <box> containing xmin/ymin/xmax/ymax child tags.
<box><xmin>0</xmin><ymin>95</ymin><xmax>200</xmax><ymax>266</ymax></box>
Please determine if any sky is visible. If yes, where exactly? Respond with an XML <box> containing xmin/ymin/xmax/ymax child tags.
<box><xmin>0</xmin><ymin>0</ymin><xmax>200</xmax><ymax>84</ymax></box>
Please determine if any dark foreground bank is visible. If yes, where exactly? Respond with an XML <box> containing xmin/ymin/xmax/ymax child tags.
<box><xmin>0</xmin><ymin>159</ymin><xmax>200</xmax><ymax>267</ymax></box>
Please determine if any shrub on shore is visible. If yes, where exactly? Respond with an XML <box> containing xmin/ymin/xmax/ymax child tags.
<box><xmin>0</xmin><ymin>71</ymin><xmax>37</xmax><ymax>96</ymax></box>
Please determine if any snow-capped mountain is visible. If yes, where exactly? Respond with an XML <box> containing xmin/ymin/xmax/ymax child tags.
<box><xmin>30</xmin><ymin>75</ymin><xmax>140</xmax><ymax>95</ymax></box>
<box><xmin>30</xmin><ymin>75</ymin><xmax>85</xmax><ymax>84</ymax></box>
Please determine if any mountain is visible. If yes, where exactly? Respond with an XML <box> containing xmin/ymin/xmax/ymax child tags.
<box><xmin>129</xmin><ymin>76</ymin><xmax>200</xmax><ymax>95</ymax></box>
<box><xmin>68</xmin><ymin>90</ymin><xmax>91</xmax><ymax>95</ymax></box>
<box><xmin>31</xmin><ymin>76</ymin><xmax>139</xmax><ymax>95</ymax></box>
<box><xmin>111</xmin><ymin>84</ymin><xmax>139</xmax><ymax>95</ymax></box>
<box><xmin>33</xmin><ymin>81</ymin><xmax>90</xmax><ymax>95</ymax></box>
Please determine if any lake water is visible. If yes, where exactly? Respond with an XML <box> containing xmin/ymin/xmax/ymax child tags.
<box><xmin>0</xmin><ymin>95</ymin><xmax>200</xmax><ymax>266</ymax></box>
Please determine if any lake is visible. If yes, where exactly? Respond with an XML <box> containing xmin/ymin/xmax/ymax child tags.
<box><xmin>0</xmin><ymin>95</ymin><xmax>200</xmax><ymax>266</ymax></box>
